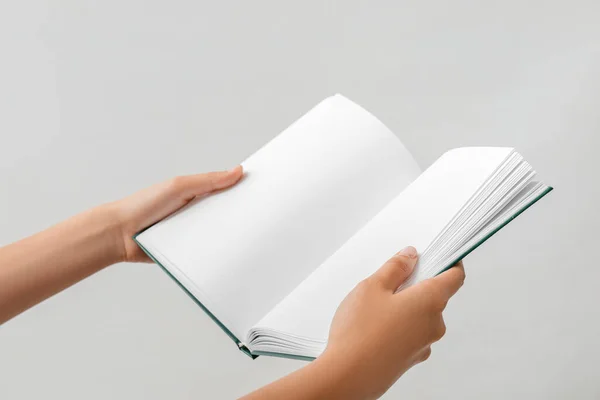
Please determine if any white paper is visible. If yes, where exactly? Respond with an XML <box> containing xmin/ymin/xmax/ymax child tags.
<box><xmin>137</xmin><ymin>94</ymin><xmax>420</xmax><ymax>339</ymax></box>
<box><xmin>254</xmin><ymin>147</ymin><xmax>514</xmax><ymax>346</ymax></box>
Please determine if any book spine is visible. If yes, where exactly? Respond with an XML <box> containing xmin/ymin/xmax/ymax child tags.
<box><xmin>133</xmin><ymin>234</ymin><xmax>259</xmax><ymax>360</ymax></box>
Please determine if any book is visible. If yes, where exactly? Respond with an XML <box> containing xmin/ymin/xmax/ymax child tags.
<box><xmin>134</xmin><ymin>94</ymin><xmax>552</xmax><ymax>361</ymax></box>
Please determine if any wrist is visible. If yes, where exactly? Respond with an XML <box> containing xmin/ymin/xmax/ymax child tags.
<box><xmin>308</xmin><ymin>349</ymin><xmax>371</xmax><ymax>400</ymax></box>
<box><xmin>91</xmin><ymin>203</ymin><xmax>128</xmax><ymax>265</ymax></box>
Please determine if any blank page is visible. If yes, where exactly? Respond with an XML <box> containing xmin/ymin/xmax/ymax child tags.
<box><xmin>136</xmin><ymin>94</ymin><xmax>420</xmax><ymax>339</ymax></box>
<box><xmin>254</xmin><ymin>147</ymin><xmax>513</xmax><ymax>346</ymax></box>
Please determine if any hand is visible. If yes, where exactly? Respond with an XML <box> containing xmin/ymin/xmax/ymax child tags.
<box><xmin>321</xmin><ymin>246</ymin><xmax>465</xmax><ymax>400</ymax></box>
<box><xmin>108</xmin><ymin>166</ymin><xmax>244</xmax><ymax>263</ymax></box>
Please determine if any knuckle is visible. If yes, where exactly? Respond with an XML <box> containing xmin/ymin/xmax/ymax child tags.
<box><xmin>390</xmin><ymin>255</ymin><xmax>412</xmax><ymax>274</ymax></box>
<box><xmin>435</xmin><ymin>297</ymin><xmax>449</xmax><ymax>312</ymax></box>
<box><xmin>421</xmin><ymin>282</ymin><xmax>447</xmax><ymax>311</ymax></box>
<box><xmin>367</xmin><ymin>272</ymin><xmax>389</xmax><ymax>290</ymax></box>
<box><xmin>421</xmin><ymin>347</ymin><xmax>432</xmax><ymax>362</ymax></box>
<box><xmin>433</xmin><ymin>320</ymin><xmax>446</xmax><ymax>341</ymax></box>
<box><xmin>456</xmin><ymin>266</ymin><xmax>466</xmax><ymax>282</ymax></box>
<box><xmin>454</xmin><ymin>263</ymin><xmax>466</xmax><ymax>285</ymax></box>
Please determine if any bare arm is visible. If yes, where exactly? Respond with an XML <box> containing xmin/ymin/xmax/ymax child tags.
<box><xmin>0</xmin><ymin>166</ymin><xmax>465</xmax><ymax>400</ymax></box>
<box><xmin>0</xmin><ymin>166</ymin><xmax>244</xmax><ymax>324</ymax></box>
<box><xmin>0</xmin><ymin>205</ymin><xmax>121</xmax><ymax>323</ymax></box>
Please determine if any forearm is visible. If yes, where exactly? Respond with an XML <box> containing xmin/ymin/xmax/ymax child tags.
<box><xmin>0</xmin><ymin>167</ymin><xmax>244</xmax><ymax>325</ymax></box>
<box><xmin>0</xmin><ymin>205</ymin><xmax>122</xmax><ymax>324</ymax></box>
<box><xmin>241</xmin><ymin>351</ymin><xmax>366</xmax><ymax>400</ymax></box>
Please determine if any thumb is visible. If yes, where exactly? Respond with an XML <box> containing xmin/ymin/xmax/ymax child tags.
<box><xmin>371</xmin><ymin>246</ymin><xmax>418</xmax><ymax>291</ymax></box>
<box><xmin>177</xmin><ymin>165</ymin><xmax>244</xmax><ymax>199</ymax></box>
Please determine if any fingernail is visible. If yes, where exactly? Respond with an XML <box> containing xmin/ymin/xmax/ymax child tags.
<box><xmin>397</xmin><ymin>246</ymin><xmax>417</xmax><ymax>258</ymax></box>
<box><xmin>228</xmin><ymin>165</ymin><xmax>242</xmax><ymax>174</ymax></box>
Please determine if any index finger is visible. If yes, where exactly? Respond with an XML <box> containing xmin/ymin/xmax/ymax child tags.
<box><xmin>431</xmin><ymin>261</ymin><xmax>465</xmax><ymax>300</ymax></box>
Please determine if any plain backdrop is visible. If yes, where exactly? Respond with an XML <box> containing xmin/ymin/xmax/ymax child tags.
<box><xmin>1</xmin><ymin>1</ymin><xmax>599</xmax><ymax>399</ymax></box>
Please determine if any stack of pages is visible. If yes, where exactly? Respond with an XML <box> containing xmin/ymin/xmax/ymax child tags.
<box><xmin>135</xmin><ymin>95</ymin><xmax>552</xmax><ymax>360</ymax></box>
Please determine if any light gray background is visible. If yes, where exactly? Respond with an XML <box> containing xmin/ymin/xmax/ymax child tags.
<box><xmin>1</xmin><ymin>1</ymin><xmax>599</xmax><ymax>399</ymax></box>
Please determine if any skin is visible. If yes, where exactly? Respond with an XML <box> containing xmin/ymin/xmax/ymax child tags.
<box><xmin>242</xmin><ymin>248</ymin><xmax>464</xmax><ymax>400</ymax></box>
<box><xmin>0</xmin><ymin>166</ymin><xmax>465</xmax><ymax>399</ymax></box>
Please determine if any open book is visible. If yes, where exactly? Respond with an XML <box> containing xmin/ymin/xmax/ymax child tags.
<box><xmin>134</xmin><ymin>94</ymin><xmax>552</xmax><ymax>361</ymax></box>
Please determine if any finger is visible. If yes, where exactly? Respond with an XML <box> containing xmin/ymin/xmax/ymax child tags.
<box><xmin>432</xmin><ymin>315</ymin><xmax>447</xmax><ymax>342</ymax></box>
<box><xmin>176</xmin><ymin>165</ymin><xmax>244</xmax><ymax>199</ymax></box>
<box><xmin>371</xmin><ymin>246</ymin><xmax>418</xmax><ymax>291</ymax></box>
<box><xmin>414</xmin><ymin>346</ymin><xmax>432</xmax><ymax>364</ymax></box>
<box><xmin>431</xmin><ymin>261</ymin><xmax>465</xmax><ymax>301</ymax></box>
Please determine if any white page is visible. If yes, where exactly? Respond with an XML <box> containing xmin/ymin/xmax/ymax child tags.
<box><xmin>137</xmin><ymin>94</ymin><xmax>420</xmax><ymax>339</ymax></box>
<box><xmin>254</xmin><ymin>147</ymin><xmax>513</xmax><ymax>347</ymax></box>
